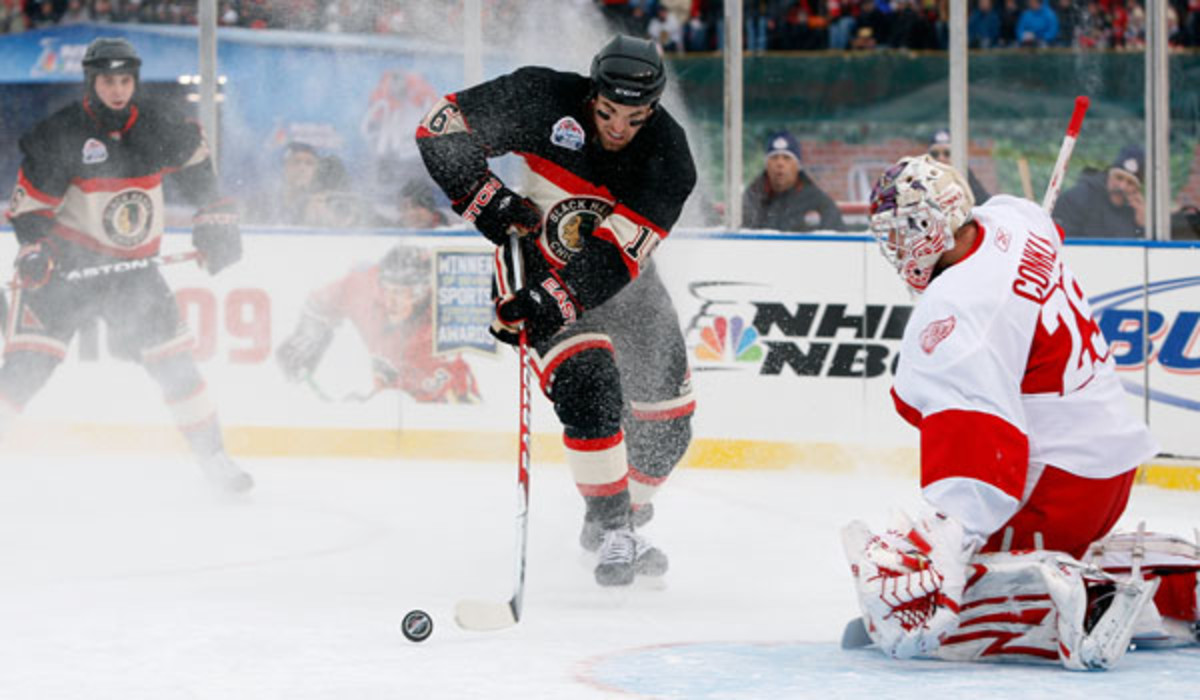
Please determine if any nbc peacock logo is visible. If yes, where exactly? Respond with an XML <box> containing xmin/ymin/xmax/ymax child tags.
<box><xmin>693</xmin><ymin>316</ymin><xmax>763</xmax><ymax>365</ymax></box>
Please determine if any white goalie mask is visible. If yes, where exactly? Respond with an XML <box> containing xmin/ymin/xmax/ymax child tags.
<box><xmin>868</xmin><ymin>155</ymin><xmax>974</xmax><ymax>294</ymax></box>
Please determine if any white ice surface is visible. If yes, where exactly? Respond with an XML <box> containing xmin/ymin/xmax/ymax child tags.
<box><xmin>0</xmin><ymin>455</ymin><xmax>1196</xmax><ymax>699</ymax></box>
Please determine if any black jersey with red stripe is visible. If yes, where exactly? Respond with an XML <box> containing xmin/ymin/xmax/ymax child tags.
<box><xmin>416</xmin><ymin>66</ymin><xmax>697</xmax><ymax>311</ymax></box>
<box><xmin>7</xmin><ymin>96</ymin><xmax>218</xmax><ymax>260</ymax></box>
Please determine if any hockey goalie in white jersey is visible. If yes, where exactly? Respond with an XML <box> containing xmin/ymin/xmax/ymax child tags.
<box><xmin>841</xmin><ymin>154</ymin><xmax>1199</xmax><ymax>670</ymax></box>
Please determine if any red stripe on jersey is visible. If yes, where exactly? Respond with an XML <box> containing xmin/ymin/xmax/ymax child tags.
<box><xmin>890</xmin><ymin>388</ymin><xmax>923</xmax><ymax>428</ymax></box>
<box><xmin>1054</xmin><ymin>222</ymin><xmax>1066</xmax><ymax>243</ymax></box>
<box><xmin>918</xmin><ymin>409</ymin><xmax>1029</xmax><ymax>501</ymax></box>
<box><xmin>521</xmin><ymin>152</ymin><xmax>614</xmax><ymax>200</ymax></box>
<box><xmin>14</xmin><ymin>168</ymin><xmax>63</xmax><ymax>206</ymax></box>
<box><xmin>4</xmin><ymin>339</ymin><xmax>68</xmax><ymax>360</ymax></box>
<box><xmin>630</xmin><ymin>400</ymin><xmax>696</xmax><ymax>421</ymax></box>
<box><xmin>577</xmin><ymin>475</ymin><xmax>629</xmax><ymax>498</ymax></box>
<box><xmin>537</xmin><ymin>337</ymin><xmax>615</xmax><ymax>393</ymax></box>
<box><xmin>564</xmin><ymin>431</ymin><xmax>624</xmax><ymax>452</ymax></box>
<box><xmin>612</xmin><ymin>202</ymin><xmax>668</xmax><ymax>240</ymax></box>
<box><xmin>70</xmin><ymin>173</ymin><xmax>163</xmax><ymax>193</ymax></box>
<box><xmin>629</xmin><ymin>466</ymin><xmax>668</xmax><ymax>486</ymax></box>
<box><xmin>51</xmin><ymin>223</ymin><xmax>162</xmax><ymax>259</ymax></box>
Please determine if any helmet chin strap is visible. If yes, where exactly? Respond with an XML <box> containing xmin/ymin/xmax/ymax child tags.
<box><xmin>85</xmin><ymin>80</ymin><xmax>136</xmax><ymax>134</ymax></box>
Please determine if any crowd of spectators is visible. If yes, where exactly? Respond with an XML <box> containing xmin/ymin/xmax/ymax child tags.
<box><xmin>4</xmin><ymin>1</ymin><xmax>1200</xmax><ymax>50</ymax></box>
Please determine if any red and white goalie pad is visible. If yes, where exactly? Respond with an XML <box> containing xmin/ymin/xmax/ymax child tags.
<box><xmin>841</xmin><ymin>509</ymin><xmax>978</xmax><ymax>660</ymax></box>
<box><xmin>842</xmin><ymin>515</ymin><xmax>1167</xmax><ymax>670</ymax></box>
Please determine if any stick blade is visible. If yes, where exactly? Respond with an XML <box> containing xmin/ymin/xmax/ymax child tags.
<box><xmin>841</xmin><ymin>617</ymin><xmax>873</xmax><ymax>650</ymax></box>
<box><xmin>454</xmin><ymin>598</ymin><xmax>519</xmax><ymax>631</ymax></box>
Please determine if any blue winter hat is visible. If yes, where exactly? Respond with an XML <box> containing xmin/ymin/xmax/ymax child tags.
<box><xmin>1112</xmin><ymin>145</ymin><xmax>1145</xmax><ymax>183</ymax></box>
<box><xmin>765</xmin><ymin>131</ymin><xmax>802</xmax><ymax>163</ymax></box>
<box><xmin>929</xmin><ymin>129</ymin><xmax>951</xmax><ymax>146</ymax></box>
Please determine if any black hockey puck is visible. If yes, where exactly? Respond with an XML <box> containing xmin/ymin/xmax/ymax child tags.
<box><xmin>402</xmin><ymin>609</ymin><xmax>433</xmax><ymax>642</ymax></box>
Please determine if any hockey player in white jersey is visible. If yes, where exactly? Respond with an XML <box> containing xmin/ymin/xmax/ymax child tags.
<box><xmin>841</xmin><ymin>154</ymin><xmax>1199</xmax><ymax>670</ymax></box>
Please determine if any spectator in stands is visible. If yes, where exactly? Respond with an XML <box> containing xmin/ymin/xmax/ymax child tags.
<box><xmin>244</xmin><ymin>141</ymin><xmax>323</xmax><ymax>225</ymax></box>
<box><xmin>828</xmin><ymin>0</ymin><xmax>858</xmax><ymax>49</ymax></box>
<box><xmin>851</xmin><ymin>0</ymin><xmax>891</xmax><ymax>49</ymax></box>
<box><xmin>29</xmin><ymin>0</ymin><xmax>57</xmax><ymax>27</ymax></box>
<box><xmin>648</xmin><ymin>4</ymin><xmax>684</xmax><ymax>52</ymax></box>
<box><xmin>927</xmin><ymin>129</ymin><xmax>990</xmax><ymax>205</ymax></box>
<box><xmin>742</xmin><ymin>130</ymin><xmax>845</xmax><ymax>233</ymax></box>
<box><xmin>1</xmin><ymin>0</ymin><xmax>29</xmax><ymax>32</ymax></box>
<box><xmin>998</xmin><ymin>0</ymin><xmax>1021</xmax><ymax>46</ymax></box>
<box><xmin>1016</xmin><ymin>0</ymin><xmax>1059</xmax><ymax>47</ymax></box>
<box><xmin>391</xmin><ymin>178</ymin><xmax>451</xmax><ymax>229</ymax></box>
<box><xmin>888</xmin><ymin>0</ymin><xmax>938</xmax><ymax>49</ymax></box>
<box><xmin>59</xmin><ymin>0</ymin><xmax>90</xmax><ymax>23</ymax></box>
<box><xmin>1053</xmin><ymin>145</ymin><xmax>1146</xmax><ymax>238</ymax></box>
<box><xmin>1053</xmin><ymin>0</ymin><xmax>1081</xmax><ymax>46</ymax></box>
<box><xmin>969</xmin><ymin>0</ymin><xmax>1001</xmax><ymax>48</ymax></box>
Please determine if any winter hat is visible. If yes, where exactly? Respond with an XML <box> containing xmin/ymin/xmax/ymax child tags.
<box><xmin>765</xmin><ymin>131</ymin><xmax>802</xmax><ymax>163</ymax></box>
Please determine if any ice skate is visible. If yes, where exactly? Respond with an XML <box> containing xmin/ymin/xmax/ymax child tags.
<box><xmin>594</xmin><ymin>525</ymin><xmax>668</xmax><ymax>587</ymax></box>
<box><xmin>581</xmin><ymin>503</ymin><xmax>654</xmax><ymax>552</ymax></box>
<box><xmin>198</xmin><ymin>451</ymin><xmax>254</xmax><ymax>494</ymax></box>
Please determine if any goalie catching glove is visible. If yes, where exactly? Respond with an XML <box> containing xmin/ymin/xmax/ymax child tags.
<box><xmin>841</xmin><ymin>508</ymin><xmax>981</xmax><ymax>660</ymax></box>
<box><xmin>492</xmin><ymin>272</ymin><xmax>581</xmax><ymax>348</ymax></box>
<box><xmin>192</xmin><ymin>199</ymin><xmax>243</xmax><ymax>275</ymax></box>
<box><xmin>454</xmin><ymin>173</ymin><xmax>542</xmax><ymax>246</ymax></box>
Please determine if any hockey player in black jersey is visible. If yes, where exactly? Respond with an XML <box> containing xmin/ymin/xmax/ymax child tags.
<box><xmin>2</xmin><ymin>37</ymin><xmax>251</xmax><ymax>493</ymax></box>
<box><xmin>417</xmin><ymin>35</ymin><xmax>697</xmax><ymax>586</ymax></box>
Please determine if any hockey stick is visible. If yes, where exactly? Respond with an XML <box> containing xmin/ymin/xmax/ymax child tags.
<box><xmin>454</xmin><ymin>232</ymin><xmax>532</xmax><ymax>631</ymax></box>
<box><xmin>1041</xmin><ymin>95</ymin><xmax>1090</xmax><ymax>213</ymax></box>
<box><xmin>8</xmin><ymin>249</ymin><xmax>202</xmax><ymax>291</ymax></box>
<box><xmin>303</xmin><ymin>376</ymin><xmax>382</xmax><ymax>404</ymax></box>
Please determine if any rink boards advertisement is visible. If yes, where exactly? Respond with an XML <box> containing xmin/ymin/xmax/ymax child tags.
<box><xmin>0</xmin><ymin>230</ymin><xmax>1197</xmax><ymax>481</ymax></box>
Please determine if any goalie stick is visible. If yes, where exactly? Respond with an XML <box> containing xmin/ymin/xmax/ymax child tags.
<box><xmin>454</xmin><ymin>231</ymin><xmax>532</xmax><ymax>631</ymax></box>
<box><xmin>1041</xmin><ymin>95</ymin><xmax>1090</xmax><ymax>214</ymax></box>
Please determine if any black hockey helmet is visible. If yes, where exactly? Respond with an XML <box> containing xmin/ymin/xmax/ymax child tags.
<box><xmin>82</xmin><ymin>37</ymin><xmax>142</xmax><ymax>79</ymax></box>
<box><xmin>379</xmin><ymin>245</ymin><xmax>431</xmax><ymax>287</ymax></box>
<box><xmin>590</xmin><ymin>35</ymin><xmax>666</xmax><ymax>107</ymax></box>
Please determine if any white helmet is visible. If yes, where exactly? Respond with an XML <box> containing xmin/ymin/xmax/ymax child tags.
<box><xmin>868</xmin><ymin>154</ymin><xmax>974</xmax><ymax>294</ymax></box>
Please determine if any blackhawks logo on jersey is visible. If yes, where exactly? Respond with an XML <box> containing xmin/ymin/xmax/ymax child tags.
<box><xmin>103</xmin><ymin>191</ymin><xmax>155</xmax><ymax>247</ymax></box>
<box><xmin>542</xmin><ymin>197</ymin><xmax>613</xmax><ymax>266</ymax></box>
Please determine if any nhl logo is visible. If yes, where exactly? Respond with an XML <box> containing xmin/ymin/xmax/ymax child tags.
<box><xmin>82</xmin><ymin>138</ymin><xmax>108</xmax><ymax>165</ymax></box>
<box><xmin>102</xmin><ymin>190</ymin><xmax>155</xmax><ymax>247</ymax></box>
<box><xmin>550</xmin><ymin>116</ymin><xmax>585</xmax><ymax>151</ymax></box>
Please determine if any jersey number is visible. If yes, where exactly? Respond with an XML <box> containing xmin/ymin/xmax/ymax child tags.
<box><xmin>1037</xmin><ymin>265</ymin><xmax>1107</xmax><ymax>393</ymax></box>
<box><xmin>623</xmin><ymin>226</ymin><xmax>659</xmax><ymax>265</ymax></box>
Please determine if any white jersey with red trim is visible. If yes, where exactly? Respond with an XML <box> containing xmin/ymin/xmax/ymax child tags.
<box><xmin>891</xmin><ymin>195</ymin><xmax>1157</xmax><ymax>537</ymax></box>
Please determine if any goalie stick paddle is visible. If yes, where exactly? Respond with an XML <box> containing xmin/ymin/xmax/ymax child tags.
<box><xmin>841</xmin><ymin>617</ymin><xmax>873</xmax><ymax>650</ymax></box>
<box><xmin>455</xmin><ymin>231</ymin><xmax>532</xmax><ymax>632</ymax></box>
<box><xmin>1041</xmin><ymin>95</ymin><xmax>1090</xmax><ymax>214</ymax></box>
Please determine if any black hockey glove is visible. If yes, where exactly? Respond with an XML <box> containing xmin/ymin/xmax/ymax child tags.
<box><xmin>454</xmin><ymin>174</ymin><xmax>542</xmax><ymax>246</ymax></box>
<box><xmin>193</xmin><ymin>199</ymin><xmax>243</xmax><ymax>275</ymax></box>
<box><xmin>275</xmin><ymin>315</ymin><xmax>335</xmax><ymax>382</ymax></box>
<box><xmin>14</xmin><ymin>241</ymin><xmax>57</xmax><ymax>290</ymax></box>
<box><xmin>493</xmin><ymin>273</ymin><xmax>580</xmax><ymax>347</ymax></box>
